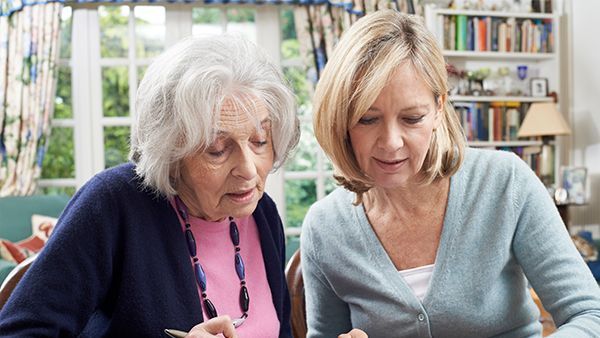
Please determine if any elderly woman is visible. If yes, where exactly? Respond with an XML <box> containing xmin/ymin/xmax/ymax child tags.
<box><xmin>302</xmin><ymin>10</ymin><xmax>600</xmax><ymax>338</ymax></box>
<box><xmin>0</xmin><ymin>35</ymin><xmax>299</xmax><ymax>337</ymax></box>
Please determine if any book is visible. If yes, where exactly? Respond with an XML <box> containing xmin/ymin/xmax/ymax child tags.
<box><xmin>443</xmin><ymin>16</ymin><xmax>451</xmax><ymax>49</ymax></box>
<box><xmin>467</xmin><ymin>17</ymin><xmax>474</xmax><ymax>51</ymax></box>
<box><xmin>473</xmin><ymin>17</ymin><xmax>479</xmax><ymax>51</ymax></box>
<box><xmin>450</xmin><ymin>16</ymin><xmax>456</xmax><ymax>50</ymax></box>
<box><xmin>498</xmin><ymin>22</ymin><xmax>507</xmax><ymax>52</ymax></box>
<box><xmin>456</xmin><ymin>15</ymin><xmax>467</xmax><ymax>51</ymax></box>
<box><xmin>491</xmin><ymin>18</ymin><xmax>500</xmax><ymax>51</ymax></box>
<box><xmin>485</xmin><ymin>17</ymin><xmax>492</xmax><ymax>51</ymax></box>
<box><xmin>506</xmin><ymin>108</ymin><xmax>520</xmax><ymax>140</ymax></box>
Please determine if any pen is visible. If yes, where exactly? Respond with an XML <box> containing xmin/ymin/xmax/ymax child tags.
<box><xmin>165</xmin><ymin>316</ymin><xmax>245</xmax><ymax>337</ymax></box>
<box><xmin>164</xmin><ymin>329</ymin><xmax>187</xmax><ymax>338</ymax></box>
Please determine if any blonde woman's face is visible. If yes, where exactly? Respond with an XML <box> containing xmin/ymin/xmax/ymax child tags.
<box><xmin>178</xmin><ymin>99</ymin><xmax>274</xmax><ymax>221</ymax></box>
<box><xmin>348</xmin><ymin>62</ymin><xmax>442</xmax><ymax>189</ymax></box>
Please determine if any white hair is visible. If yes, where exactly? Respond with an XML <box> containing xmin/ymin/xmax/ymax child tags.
<box><xmin>130</xmin><ymin>35</ymin><xmax>300</xmax><ymax>197</ymax></box>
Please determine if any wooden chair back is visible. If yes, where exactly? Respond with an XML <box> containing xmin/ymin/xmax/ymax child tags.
<box><xmin>285</xmin><ymin>249</ymin><xmax>306</xmax><ymax>338</ymax></box>
<box><xmin>0</xmin><ymin>254</ymin><xmax>36</xmax><ymax>310</ymax></box>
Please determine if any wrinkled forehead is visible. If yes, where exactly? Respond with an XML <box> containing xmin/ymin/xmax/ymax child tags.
<box><xmin>215</xmin><ymin>96</ymin><xmax>271</xmax><ymax>136</ymax></box>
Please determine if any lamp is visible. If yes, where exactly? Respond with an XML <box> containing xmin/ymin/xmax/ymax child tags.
<box><xmin>518</xmin><ymin>102</ymin><xmax>571</xmax><ymax>186</ymax></box>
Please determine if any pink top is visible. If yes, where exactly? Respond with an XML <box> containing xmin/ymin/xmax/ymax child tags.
<box><xmin>171</xmin><ymin>201</ymin><xmax>280</xmax><ymax>337</ymax></box>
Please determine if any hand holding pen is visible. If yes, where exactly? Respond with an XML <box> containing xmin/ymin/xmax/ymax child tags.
<box><xmin>165</xmin><ymin>315</ymin><xmax>241</xmax><ymax>338</ymax></box>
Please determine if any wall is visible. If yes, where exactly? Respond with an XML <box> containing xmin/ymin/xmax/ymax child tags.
<box><xmin>568</xmin><ymin>0</ymin><xmax>600</xmax><ymax>236</ymax></box>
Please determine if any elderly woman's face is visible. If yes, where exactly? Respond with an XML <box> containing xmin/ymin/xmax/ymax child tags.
<box><xmin>349</xmin><ymin>62</ymin><xmax>442</xmax><ymax>189</ymax></box>
<box><xmin>178</xmin><ymin>99</ymin><xmax>274</xmax><ymax>221</ymax></box>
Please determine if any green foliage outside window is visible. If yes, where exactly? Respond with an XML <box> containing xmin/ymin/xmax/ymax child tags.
<box><xmin>285</xmin><ymin>179</ymin><xmax>316</xmax><ymax>228</ymax></box>
<box><xmin>101</xmin><ymin>66</ymin><xmax>130</xmax><ymax>168</ymax></box>
<box><xmin>104</xmin><ymin>126</ymin><xmax>131</xmax><ymax>169</ymax></box>
<box><xmin>285</xmin><ymin>123</ymin><xmax>317</xmax><ymax>172</ymax></box>
<box><xmin>99</xmin><ymin>6</ymin><xmax>129</xmax><ymax>58</ymax></box>
<box><xmin>192</xmin><ymin>7</ymin><xmax>221</xmax><ymax>24</ymax></box>
<box><xmin>42</xmin><ymin>127</ymin><xmax>74</xmax><ymax>179</ymax></box>
<box><xmin>102</xmin><ymin>66</ymin><xmax>130</xmax><ymax>117</ymax></box>
<box><xmin>284</xmin><ymin>178</ymin><xmax>339</xmax><ymax>228</ymax></box>
<box><xmin>53</xmin><ymin>66</ymin><xmax>72</xmax><ymax>119</ymax></box>
<box><xmin>281</xmin><ymin>9</ymin><xmax>296</xmax><ymax>40</ymax></box>
<box><xmin>226</xmin><ymin>8</ymin><xmax>255</xmax><ymax>22</ymax></box>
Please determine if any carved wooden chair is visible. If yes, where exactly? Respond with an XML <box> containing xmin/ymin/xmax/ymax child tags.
<box><xmin>285</xmin><ymin>249</ymin><xmax>307</xmax><ymax>338</ymax></box>
<box><xmin>0</xmin><ymin>254</ymin><xmax>37</xmax><ymax>310</ymax></box>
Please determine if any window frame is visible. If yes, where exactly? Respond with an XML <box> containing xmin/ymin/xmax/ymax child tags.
<box><xmin>40</xmin><ymin>4</ymin><xmax>333</xmax><ymax>236</ymax></box>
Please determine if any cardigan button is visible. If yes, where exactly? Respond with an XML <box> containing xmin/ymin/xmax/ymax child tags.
<box><xmin>417</xmin><ymin>313</ymin><xmax>425</xmax><ymax>321</ymax></box>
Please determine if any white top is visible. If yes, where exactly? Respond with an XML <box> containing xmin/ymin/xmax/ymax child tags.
<box><xmin>399</xmin><ymin>264</ymin><xmax>435</xmax><ymax>301</ymax></box>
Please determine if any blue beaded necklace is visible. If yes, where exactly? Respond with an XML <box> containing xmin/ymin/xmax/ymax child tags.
<box><xmin>174</xmin><ymin>196</ymin><xmax>250</xmax><ymax>324</ymax></box>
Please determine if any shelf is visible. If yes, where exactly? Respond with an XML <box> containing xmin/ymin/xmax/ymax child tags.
<box><xmin>425</xmin><ymin>4</ymin><xmax>562</xmax><ymax>187</ymax></box>
<box><xmin>433</xmin><ymin>9</ymin><xmax>557</xmax><ymax>20</ymax></box>
<box><xmin>443</xmin><ymin>50</ymin><xmax>555</xmax><ymax>60</ymax></box>
<box><xmin>468</xmin><ymin>140</ymin><xmax>543</xmax><ymax>147</ymax></box>
<box><xmin>450</xmin><ymin>95</ymin><xmax>554</xmax><ymax>102</ymax></box>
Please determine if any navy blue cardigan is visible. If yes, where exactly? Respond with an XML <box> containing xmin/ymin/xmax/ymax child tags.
<box><xmin>0</xmin><ymin>163</ymin><xmax>291</xmax><ymax>337</ymax></box>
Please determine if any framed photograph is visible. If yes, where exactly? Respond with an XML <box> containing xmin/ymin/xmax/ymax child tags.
<box><xmin>530</xmin><ymin>77</ymin><xmax>548</xmax><ymax>97</ymax></box>
<box><xmin>561</xmin><ymin>166</ymin><xmax>588</xmax><ymax>204</ymax></box>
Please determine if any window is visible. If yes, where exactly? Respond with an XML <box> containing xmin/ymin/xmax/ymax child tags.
<box><xmin>98</xmin><ymin>5</ymin><xmax>166</xmax><ymax>168</ymax></box>
<box><xmin>42</xmin><ymin>4</ymin><xmax>333</xmax><ymax>236</ymax></box>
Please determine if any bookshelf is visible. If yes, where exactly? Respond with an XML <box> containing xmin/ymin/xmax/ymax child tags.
<box><xmin>451</xmin><ymin>95</ymin><xmax>553</xmax><ymax>102</ymax></box>
<box><xmin>431</xmin><ymin>9</ymin><xmax>557</xmax><ymax>20</ymax></box>
<box><xmin>425</xmin><ymin>5</ymin><xmax>564</xmax><ymax>185</ymax></box>
<box><xmin>442</xmin><ymin>51</ymin><xmax>554</xmax><ymax>60</ymax></box>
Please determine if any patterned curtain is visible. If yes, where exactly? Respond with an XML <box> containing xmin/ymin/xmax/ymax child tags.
<box><xmin>293</xmin><ymin>0</ymin><xmax>415</xmax><ymax>81</ymax></box>
<box><xmin>0</xmin><ymin>1</ymin><xmax>63</xmax><ymax>196</ymax></box>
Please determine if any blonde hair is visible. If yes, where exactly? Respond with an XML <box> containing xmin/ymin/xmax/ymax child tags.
<box><xmin>313</xmin><ymin>10</ymin><xmax>466</xmax><ymax>202</ymax></box>
<box><xmin>130</xmin><ymin>35</ymin><xmax>300</xmax><ymax>197</ymax></box>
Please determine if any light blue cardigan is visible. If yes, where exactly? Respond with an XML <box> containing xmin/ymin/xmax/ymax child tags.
<box><xmin>301</xmin><ymin>148</ymin><xmax>600</xmax><ymax>337</ymax></box>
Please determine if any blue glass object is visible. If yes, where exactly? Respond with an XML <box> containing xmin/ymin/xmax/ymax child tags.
<box><xmin>235</xmin><ymin>252</ymin><xmax>245</xmax><ymax>280</ymax></box>
<box><xmin>230</xmin><ymin>221</ymin><xmax>240</xmax><ymax>246</ymax></box>
<box><xmin>517</xmin><ymin>65</ymin><xmax>528</xmax><ymax>81</ymax></box>
<box><xmin>194</xmin><ymin>262</ymin><xmax>207</xmax><ymax>292</ymax></box>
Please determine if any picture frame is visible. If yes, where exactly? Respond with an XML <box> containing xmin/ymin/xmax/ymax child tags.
<box><xmin>561</xmin><ymin>166</ymin><xmax>588</xmax><ymax>204</ymax></box>
<box><xmin>530</xmin><ymin>77</ymin><xmax>548</xmax><ymax>97</ymax></box>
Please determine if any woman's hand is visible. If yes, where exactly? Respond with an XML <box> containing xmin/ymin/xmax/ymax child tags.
<box><xmin>186</xmin><ymin>315</ymin><xmax>238</xmax><ymax>338</ymax></box>
<box><xmin>338</xmin><ymin>328</ymin><xmax>368</xmax><ymax>338</ymax></box>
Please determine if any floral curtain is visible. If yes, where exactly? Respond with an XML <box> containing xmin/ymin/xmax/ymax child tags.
<box><xmin>293</xmin><ymin>0</ymin><xmax>415</xmax><ymax>80</ymax></box>
<box><xmin>0</xmin><ymin>1</ymin><xmax>63</xmax><ymax>196</ymax></box>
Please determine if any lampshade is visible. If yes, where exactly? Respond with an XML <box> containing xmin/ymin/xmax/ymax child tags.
<box><xmin>518</xmin><ymin>102</ymin><xmax>571</xmax><ymax>137</ymax></box>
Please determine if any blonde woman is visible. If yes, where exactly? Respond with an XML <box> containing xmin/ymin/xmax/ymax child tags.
<box><xmin>302</xmin><ymin>10</ymin><xmax>600</xmax><ymax>337</ymax></box>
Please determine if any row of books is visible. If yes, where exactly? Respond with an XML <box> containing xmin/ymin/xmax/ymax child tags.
<box><xmin>442</xmin><ymin>15</ymin><xmax>554</xmax><ymax>53</ymax></box>
<box><xmin>532</xmin><ymin>0</ymin><xmax>554</xmax><ymax>14</ymax></box>
<box><xmin>454</xmin><ymin>101</ymin><xmax>530</xmax><ymax>142</ymax></box>
<box><xmin>472</xmin><ymin>145</ymin><xmax>545</xmax><ymax>178</ymax></box>
<box><xmin>500</xmin><ymin>146</ymin><xmax>545</xmax><ymax>177</ymax></box>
